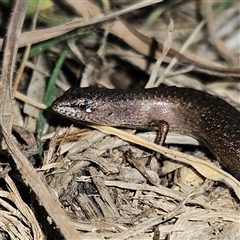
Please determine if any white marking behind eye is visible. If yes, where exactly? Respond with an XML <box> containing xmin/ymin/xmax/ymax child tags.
<box><xmin>86</xmin><ymin>107</ymin><xmax>92</xmax><ymax>113</ymax></box>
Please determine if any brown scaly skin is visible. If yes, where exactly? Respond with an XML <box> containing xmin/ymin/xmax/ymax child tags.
<box><xmin>52</xmin><ymin>86</ymin><xmax>240</xmax><ymax>180</ymax></box>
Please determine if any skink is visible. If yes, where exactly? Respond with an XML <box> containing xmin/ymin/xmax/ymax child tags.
<box><xmin>51</xmin><ymin>86</ymin><xmax>240</xmax><ymax>180</ymax></box>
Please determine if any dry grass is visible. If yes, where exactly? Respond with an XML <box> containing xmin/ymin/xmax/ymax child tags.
<box><xmin>0</xmin><ymin>1</ymin><xmax>239</xmax><ymax>239</ymax></box>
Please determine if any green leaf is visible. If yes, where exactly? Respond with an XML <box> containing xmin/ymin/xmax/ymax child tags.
<box><xmin>37</xmin><ymin>46</ymin><xmax>69</xmax><ymax>154</ymax></box>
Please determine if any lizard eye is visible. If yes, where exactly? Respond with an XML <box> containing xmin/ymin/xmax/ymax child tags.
<box><xmin>77</xmin><ymin>100</ymin><xmax>94</xmax><ymax>113</ymax></box>
<box><xmin>78</xmin><ymin>102</ymin><xmax>86</xmax><ymax>110</ymax></box>
<box><xmin>77</xmin><ymin>100</ymin><xmax>87</xmax><ymax>110</ymax></box>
